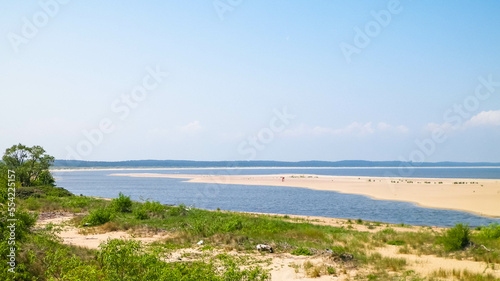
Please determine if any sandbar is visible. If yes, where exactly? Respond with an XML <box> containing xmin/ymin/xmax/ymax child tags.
<box><xmin>110</xmin><ymin>173</ymin><xmax>500</xmax><ymax>218</ymax></box>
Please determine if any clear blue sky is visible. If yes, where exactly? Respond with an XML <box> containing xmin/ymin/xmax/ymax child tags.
<box><xmin>1</xmin><ymin>1</ymin><xmax>499</xmax><ymax>162</ymax></box>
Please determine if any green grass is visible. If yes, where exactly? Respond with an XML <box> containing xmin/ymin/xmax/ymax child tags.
<box><xmin>387</xmin><ymin>240</ymin><xmax>405</xmax><ymax>246</ymax></box>
<box><xmin>18</xmin><ymin>194</ymin><xmax>109</xmax><ymax>212</ymax></box>
<box><xmin>5</xmin><ymin>189</ymin><xmax>500</xmax><ymax>280</ymax></box>
<box><xmin>430</xmin><ymin>268</ymin><xmax>499</xmax><ymax>281</ymax></box>
<box><xmin>368</xmin><ymin>253</ymin><xmax>407</xmax><ymax>271</ymax></box>
<box><xmin>291</xmin><ymin>247</ymin><xmax>313</xmax><ymax>256</ymax></box>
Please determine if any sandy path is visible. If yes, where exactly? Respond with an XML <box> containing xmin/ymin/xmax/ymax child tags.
<box><xmin>111</xmin><ymin>173</ymin><xmax>500</xmax><ymax>218</ymax></box>
<box><xmin>37</xmin><ymin>214</ymin><xmax>167</xmax><ymax>249</ymax></box>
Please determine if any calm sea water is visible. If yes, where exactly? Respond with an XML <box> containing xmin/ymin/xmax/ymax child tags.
<box><xmin>53</xmin><ymin>168</ymin><xmax>500</xmax><ymax>227</ymax></box>
<box><xmin>130</xmin><ymin>167</ymin><xmax>500</xmax><ymax>179</ymax></box>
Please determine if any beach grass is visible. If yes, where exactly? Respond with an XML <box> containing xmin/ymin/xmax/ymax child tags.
<box><xmin>6</xmin><ymin>189</ymin><xmax>500</xmax><ymax>280</ymax></box>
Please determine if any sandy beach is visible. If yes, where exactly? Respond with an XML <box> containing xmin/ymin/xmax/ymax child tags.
<box><xmin>111</xmin><ymin>173</ymin><xmax>500</xmax><ymax>218</ymax></box>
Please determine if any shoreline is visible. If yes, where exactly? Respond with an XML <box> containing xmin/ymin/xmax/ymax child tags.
<box><xmin>227</xmin><ymin>210</ymin><xmax>445</xmax><ymax>232</ymax></box>
<box><xmin>51</xmin><ymin>166</ymin><xmax>500</xmax><ymax>173</ymax></box>
<box><xmin>88</xmin><ymin>196</ymin><xmax>446</xmax><ymax>230</ymax></box>
<box><xmin>110</xmin><ymin>173</ymin><xmax>500</xmax><ymax>218</ymax></box>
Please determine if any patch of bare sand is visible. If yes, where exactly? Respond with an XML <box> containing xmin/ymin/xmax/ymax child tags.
<box><xmin>36</xmin><ymin>213</ymin><xmax>167</xmax><ymax>249</ymax></box>
<box><xmin>163</xmin><ymin>247</ymin><xmax>358</xmax><ymax>281</ymax></box>
<box><xmin>376</xmin><ymin>245</ymin><xmax>500</xmax><ymax>278</ymax></box>
<box><xmin>264</xmin><ymin>254</ymin><xmax>356</xmax><ymax>281</ymax></box>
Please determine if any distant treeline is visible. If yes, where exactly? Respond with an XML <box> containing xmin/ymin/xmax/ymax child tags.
<box><xmin>53</xmin><ymin>159</ymin><xmax>500</xmax><ymax>168</ymax></box>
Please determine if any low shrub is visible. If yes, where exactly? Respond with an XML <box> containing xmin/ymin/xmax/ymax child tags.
<box><xmin>16</xmin><ymin>185</ymin><xmax>73</xmax><ymax>199</ymax></box>
<box><xmin>133</xmin><ymin>200</ymin><xmax>165</xmax><ymax>220</ymax></box>
<box><xmin>168</xmin><ymin>204</ymin><xmax>189</xmax><ymax>216</ymax></box>
<box><xmin>133</xmin><ymin>208</ymin><xmax>149</xmax><ymax>220</ymax></box>
<box><xmin>477</xmin><ymin>223</ymin><xmax>500</xmax><ymax>240</ymax></box>
<box><xmin>142</xmin><ymin>200</ymin><xmax>165</xmax><ymax>213</ymax></box>
<box><xmin>441</xmin><ymin>223</ymin><xmax>470</xmax><ymax>251</ymax></box>
<box><xmin>16</xmin><ymin>186</ymin><xmax>44</xmax><ymax>199</ymax></box>
<box><xmin>44</xmin><ymin>186</ymin><xmax>73</xmax><ymax>197</ymax></box>
<box><xmin>112</xmin><ymin>192</ymin><xmax>132</xmax><ymax>213</ymax></box>
<box><xmin>326</xmin><ymin>266</ymin><xmax>336</xmax><ymax>275</ymax></box>
<box><xmin>85</xmin><ymin>207</ymin><xmax>115</xmax><ymax>226</ymax></box>
<box><xmin>291</xmin><ymin>247</ymin><xmax>313</xmax><ymax>256</ymax></box>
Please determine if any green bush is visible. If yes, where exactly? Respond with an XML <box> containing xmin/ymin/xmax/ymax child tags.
<box><xmin>16</xmin><ymin>186</ymin><xmax>44</xmax><ymax>199</ymax></box>
<box><xmin>477</xmin><ymin>223</ymin><xmax>500</xmax><ymax>240</ymax></box>
<box><xmin>291</xmin><ymin>247</ymin><xmax>313</xmax><ymax>256</ymax></box>
<box><xmin>111</xmin><ymin>192</ymin><xmax>132</xmax><ymax>213</ymax></box>
<box><xmin>441</xmin><ymin>223</ymin><xmax>470</xmax><ymax>251</ymax></box>
<box><xmin>44</xmin><ymin>186</ymin><xmax>73</xmax><ymax>197</ymax></box>
<box><xmin>85</xmin><ymin>207</ymin><xmax>114</xmax><ymax>226</ymax></box>
<box><xmin>327</xmin><ymin>266</ymin><xmax>336</xmax><ymax>275</ymax></box>
<box><xmin>14</xmin><ymin>185</ymin><xmax>73</xmax><ymax>200</ymax></box>
<box><xmin>0</xmin><ymin>206</ymin><xmax>39</xmax><ymax>279</ymax></box>
<box><xmin>94</xmin><ymin>239</ymin><xmax>269</xmax><ymax>280</ymax></box>
<box><xmin>0</xmin><ymin>206</ymin><xmax>38</xmax><ymax>242</ymax></box>
<box><xmin>133</xmin><ymin>208</ymin><xmax>149</xmax><ymax>220</ymax></box>
<box><xmin>168</xmin><ymin>203</ymin><xmax>189</xmax><ymax>216</ymax></box>
<box><xmin>142</xmin><ymin>200</ymin><xmax>165</xmax><ymax>213</ymax></box>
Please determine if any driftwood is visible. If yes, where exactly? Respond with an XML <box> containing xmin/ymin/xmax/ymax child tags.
<box><xmin>468</xmin><ymin>242</ymin><xmax>493</xmax><ymax>252</ymax></box>
<box><xmin>480</xmin><ymin>245</ymin><xmax>492</xmax><ymax>252</ymax></box>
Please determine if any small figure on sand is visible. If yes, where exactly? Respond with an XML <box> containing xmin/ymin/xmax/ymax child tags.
<box><xmin>281</xmin><ymin>176</ymin><xmax>285</xmax><ymax>182</ymax></box>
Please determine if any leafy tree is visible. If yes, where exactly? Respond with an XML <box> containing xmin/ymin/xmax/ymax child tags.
<box><xmin>0</xmin><ymin>163</ymin><xmax>7</xmax><ymax>202</ymax></box>
<box><xmin>2</xmin><ymin>144</ymin><xmax>55</xmax><ymax>187</ymax></box>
